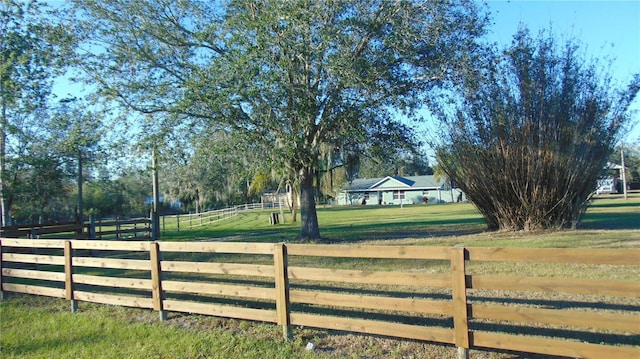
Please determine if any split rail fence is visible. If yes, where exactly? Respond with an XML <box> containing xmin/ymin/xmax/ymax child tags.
<box><xmin>160</xmin><ymin>202</ymin><xmax>282</xmax><ymax>231</ymax></box>
<box><xmin>0</xmin><ymin>218</ymin><xmax>151</xmax><ymax>240</ymax></box>
<box><xmin>0</xmin><ymin>239</ymin><xmax>638</xmax><ymax>359</ymax></box>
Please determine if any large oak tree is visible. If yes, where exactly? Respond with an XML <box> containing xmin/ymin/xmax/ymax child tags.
<box><xmin>73</xmin><ymin>0</ymin><xmax>487</xmax><ymax>239</ymax></box>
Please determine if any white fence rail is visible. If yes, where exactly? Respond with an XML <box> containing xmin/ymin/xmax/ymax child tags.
<box><xmin>161</xmin><ymin>202</ymin><xmax>285</xmax><ymax>231</ymax></box>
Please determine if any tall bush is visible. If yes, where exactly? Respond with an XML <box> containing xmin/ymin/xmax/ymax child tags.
<box><xmin>436</xmin><ymin>28</ymin><xmax>639</xmax><ymax>231</ymax></box>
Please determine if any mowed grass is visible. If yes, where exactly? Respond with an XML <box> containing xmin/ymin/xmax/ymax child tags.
<box><xmin>160</xmin><ymin>202</ymin><xmax>489</xmax><ymax>242</ymax></box>
<box><xmin>161</xmin><ymin>191</ymin><xmax>639</xmax><ymax>246</ymax></box>
<box><xmin>0</xmin><ymin>295</ymin><xmax>316</xmax><ymax>359</ymax></box>
<box><xmin>2</xmin><ymin>192</ymin><xmax>639</xmax><ymax>359</ymax></box>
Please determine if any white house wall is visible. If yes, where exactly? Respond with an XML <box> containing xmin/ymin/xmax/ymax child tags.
<box><xmin>337</xmin><ymin>189</ymin><xmax>465</xmax><ymax>206</ymax></box>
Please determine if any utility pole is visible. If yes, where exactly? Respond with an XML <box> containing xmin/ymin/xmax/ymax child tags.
<box><xmin>621</xmin><ymin>146</ymin><xmax>628</xmax><ymax>200</ymax></box>
<box><xmin>0</xmin><ymin>96</ymin><xmax>7</xmax><ymax>228</ymax></box>
<box><xmin>152</xmin><ymin>148</ymin><xmax>160</xmax><ymax>240</ymax></box>
<box><xmin>77</xmin><ymin>148</ymin><xmax>83</xmax><ymax>225</ymax></box>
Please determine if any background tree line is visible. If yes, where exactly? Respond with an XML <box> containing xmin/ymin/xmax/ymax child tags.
<box><xmin>1</xmin><ymin>0</ymin><xmax>637</xmax><ymax>237</ymax></box>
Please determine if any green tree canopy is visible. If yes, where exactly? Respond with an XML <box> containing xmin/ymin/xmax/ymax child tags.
<box><xmin>435</xmin><ymin>28</ymin><xmax>640</xmax><ymax>231</ymax></box>
<box><xmin>1</xmin><ymin>0</ymin><xmax>75</xmax><ymax>225</ymax></box>
<box><xmin>73</xmin><ymin>0</ymin><xmax>487</xmax><ymax>239</ymax></box>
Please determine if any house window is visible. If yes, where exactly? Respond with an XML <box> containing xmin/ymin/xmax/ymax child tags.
<box><xmin>393</xmin><ymin>190</ymin><xmax>405</xmax><ymax>200</ymax></box>
<box><xmin>364</xmin><ymin>192</ymin><xmax>370</xmax><ymax>200</ymax></box>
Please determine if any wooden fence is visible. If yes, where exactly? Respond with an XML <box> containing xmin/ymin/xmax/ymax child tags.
<box><xmin>160</xmin><ymin>202</ymin><xmax>281</xmax><ymax>231</ymax></box>
<box><xmin>91</xmin><ymin>217</ymin><xmax>151</xmax><ymax>240</ymax></box>
<box><xmin>0</xmin><ymin>221</ymin><xmax>89</xmax><ymax>239</ymax></box>
<box><xmin>0</xmin><ymin>218</ymin><xmax>151</xmax><ymax>240</ymax></box>
<box><xmin>0</xmin><ymin>239</ymin><xmax>638</xmax><ymax>359</ymax></box>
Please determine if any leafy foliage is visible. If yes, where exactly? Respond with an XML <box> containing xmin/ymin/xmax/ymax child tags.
<box><xmin>72</xmin><ymin>0</ymin><xmax>488</xmax><ymax>239</ymax></box>
<box><xmin>162</xmin><ymin>128</ymin><xmax>275</xmax><ymax>212</ymax></box>
<box><xmin>0</xmin><ymin>0</ymin><xmax>76</xmax><ymax>224</ymax></box>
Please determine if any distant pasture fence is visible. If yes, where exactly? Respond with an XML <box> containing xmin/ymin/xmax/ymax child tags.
<box><xmin>160</xmin><ymin>202</ymin><xmax>284</xmax><ymax>231</ymax></box>
<box><xmin>0</xmin><ymin>239</ymin><xmax>638</xmax><ymax>359</ymax></box>
<box><xmin>0</xmin><ymin>217</ymin><xmax>151</xmax><ymax>240</ymax></box>
<box><xmin>0</xmin><ymin>202</ymin><xmax>278</xmax><ymax>239</ymax></box>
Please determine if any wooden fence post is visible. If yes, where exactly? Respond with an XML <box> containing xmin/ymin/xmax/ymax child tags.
<box><xmin>451</xmin><ymin>246</ymin><xmax>470</xmax><ymax>359</ymax></box>
<box><xmin>0</xmin><ymin>239</ymin><xmax>4</xmax><ymax>301</ymax></box>
<box><xmin>151</xmin><ymin>211</ymin><xmax>160</xmax><ymax>241</ymax></box>
<box><xmin>89</xmin><ymin>216</ymin><xmax>96</xmax><ymax>240</ymax></box>
<box><xmin>64</xmin><ymin>240</ymin><xmax>77</xmax><ymax>312</ymax></box>
<box><xmin>150</xmin><ymin>241</ymin><xmax>166</xmax><ymax>321</ymax></box>
<box><xmin>274</xmin><ymin>243</ymin><xmax>291</xmax><ymax>340</ymax></box>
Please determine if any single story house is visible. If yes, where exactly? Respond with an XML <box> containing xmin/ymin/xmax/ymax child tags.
<box><xmin>597</xmin><ymin>162</ymin><xmax>633</xmax><ymax>194</ymax></box>
<box><xmin>337</xmin><ymin>175</ymin><xmax>465</xmax><ymax>206</ymax></box>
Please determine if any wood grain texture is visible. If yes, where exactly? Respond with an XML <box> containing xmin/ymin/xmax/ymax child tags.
<box><xmin>162</xmin><ymin>299</ymin><xmax>277</xmax><ymax>323</ymax></box>
<box><xmin>289</xmin><ymin>289</ymin><xmax>453</xmax><ymax>315</ymax></box>
<box><xmin>290</xmin><ymin>312</ymin><xmax>455</xmax><ymax>344</ymax></box>
<box><xmin>161</xmin><ymin>261</ymin><xmax>274</xmax><ymax>277</ymax></box>
<box><xmin>471</xmin><ymin>331</ymin><xmax>639</xmax><ymax>359</ymax></box>
<box><xmin>158</xmin><ymin>242</ymin><xmax>274</xmax><ymax>254</ymax></box>
<box><xmin>471</xmin><ymin>303</ymin><xmax>640</xmax><ymax>333</ymax></box>
<box><xmin>2</xmin><ymin>283</ymin><xmax>65</xmax><ymax>298</ymax></box>
<box><xmin>73</xmin><ymin>291</ymin><xmax>153</xmax><ymax>309</ymax></box>
<box><xmin>288</xmin><ymin>266</ymin><xmax>450</xmax><ymax>287</ymax></box>
<box><xmin>1</xmin><ymin>268</ymin><xmax>65</xmax><ymax>282</ymax></box>
<box><xmin>2</xmin><ymin>253</ymin><xmax>65</xmax><ymax>265</ymax></box>
<box><xmin>467</xmin><ymin>247</ymin><xmax>640</xmax><ymax>265</ymax></box>
<box><xmin>286</xmin><ymin>244</ymin><xmax>450</xmax><ymax>259</ymax></box>
<box><xmin>470</xmin><ymin>275</ymin><xmax>640</xmax><ymax>297</ymax></box>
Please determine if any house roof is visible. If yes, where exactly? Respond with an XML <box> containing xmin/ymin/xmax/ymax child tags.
<box><xmin>370</xmin><ymin>176</ymin><xmax>414</xmax><ymax>189</ymax></box>
<box><xmin>345</xmin><ymin>175</ymin><xmax>446</xmax><ymax>192</ymax></box>
<box><xmin>605</xmin><ymin>162</ymin><xmax>626</xmax><ymax>170</ymax></box>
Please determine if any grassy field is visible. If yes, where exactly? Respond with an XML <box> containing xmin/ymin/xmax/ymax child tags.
<box><xmin>0</xmin><ymin>295</ymin><xmax>318</xmax><ymax>359</ymax></box>
<box><xmin>1</xmin><ymin>192</ymin><xmax>638</xmax><ymax>359</ymax></box>
<box><xmin>160</xmin><ymin>191</ymin><xmax>640</xmax><ymax>246</ymax></box>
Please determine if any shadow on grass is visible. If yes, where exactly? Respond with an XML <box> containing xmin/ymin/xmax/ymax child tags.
<box><xmin>319</xmin><ymin>218</ymin><xmax>487</xmax><ymax>243</ymax></box>
<box><xmin>578</xmin><ymin>212</ymin><xmax>640</xmax><ymax>230</ymax></box>
<box><xmin>580</xmin><ymin>191</ymin><xmax>640</xmax><ymax>230</ymax></box>
<box><xmin>174</xmin><ymin>216</ymin><xmax>488</xmax><ymax>244</ymax></box>
<box><xmin>588</xmin><ymin>200</ymin><xmax>640</xmax><ymax>209</ymax></box>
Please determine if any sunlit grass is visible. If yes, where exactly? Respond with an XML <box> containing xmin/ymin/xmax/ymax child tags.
<box><xmin>0</xmin><ymin>296</ymin><xmax>315</xmax><ymax>359</ymax></box>
<box><xmin>160</xmin><ymin>192</ymin><xmax>639</xmax><ymax>245</ymax></box>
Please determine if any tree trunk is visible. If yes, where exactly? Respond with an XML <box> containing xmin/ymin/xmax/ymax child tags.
<box><xmin>298</xmin><ymin>166</ymin><xmax>320</xmax><ymax>240</ymax></box>
<box><xmin>289</xmin><ymin>190</ymin><xmax>298</xmax><ymax>223</ymax></box>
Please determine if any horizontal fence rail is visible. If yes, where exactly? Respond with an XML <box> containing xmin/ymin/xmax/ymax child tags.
<box><xmin>160</xmin><ymin>202</ymin><xmax>284</xmax><ymax>231</ymax></box>
<box><xmin>0</xmin><ymin>221</ymin><xmax>90</xmax><ymax>239</ymax></box>
<box><xmin>0</xmin><ymin>218</ymin><xmax>151</xmax><ymax>240</ymax></box>
<box><xmin>1</xmin><ymin>239</ymin><xmax>638</xmax><ymax>359</ymax></box>
<box><xmin>163</xmin><ymin>208</ymin><xmax>240</xmax><ymax>230</ymax></box>
<box><xmin>1</xmin><ymin>202</ymin><xmax>283</xmax><ymax>239</ymax></box>
<box><xmin>92</xmin><ymin>218</ymin><xmax>151</xmax><ymax>240</ymax></box>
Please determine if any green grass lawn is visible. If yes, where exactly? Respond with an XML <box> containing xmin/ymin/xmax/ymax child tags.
<box><xmin>160</xmin><ymin>191</ymin><xmax>639</xmax><ymax>246</ymax></box>
<box><xmin>0</xmin><ymin>295</ymin><xmax>317</xmax><ymax>359</ymax></box>
<box><xmin>2</xmin><ymin>192</ymin><xmax>638</xmax><ymax>359</ymax></box>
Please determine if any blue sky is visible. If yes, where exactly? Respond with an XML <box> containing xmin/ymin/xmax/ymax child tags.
<box><xmin>485</xmin><ymin>0</ymin><xmax>640</xmax><ymax>142</ymax></box>
<box><xmin>53</xmin><ymin>0</ymin><xmax>640</xmax><ymax>144</ymax></box>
